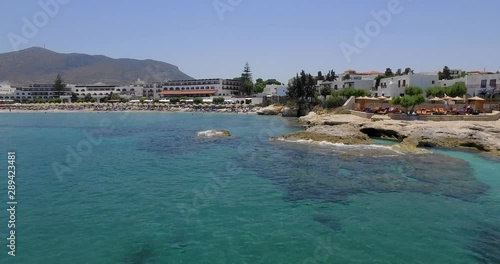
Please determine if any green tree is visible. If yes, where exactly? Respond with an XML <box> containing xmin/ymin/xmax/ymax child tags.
<box><xmin>385</xmin><ymin>68</ymin><xmax>394</xmax><ymax>77</ymax></box>
<box><xmin>254</xmin><ymin>78</ymin><xmax>266</xmax><ymax>93</ymax></box>
<box><xmin>324</xmin><ymin>96</ymin><xmax>346</xmax><ymax>109</ymax></box>
<box><xmin>169</xmin><ymin>97</ymin><xmax>180</xmax><ymax>104</ymax></box>
<box><xmin>404</xmin><ymin>67</ymin><xmax>413</xmax><ymax>75</ymax></box>
<box><xmin>240</xmin><ymin>62</ymin><xmax>254</xmax><ymax>95</ymax></box>
<box><xmin>317</xmin><ymin>71</ymin><xmax>324</xmax><ymax>81</ymax></box>
<box><xmin>83</xmin><ymin>93</ymin><xmax>95</xmax><ymax>103</ymax></box>
<box><xmin>320</xmin><ymin>86</ymin><xmax>331</xmax><ymax>100</ymax></box>
<box><xmin>395</xmin><ymin>68</ymin><xmax>402</xmax><ymax>76</ymax></box>
<box><xmin>446</xmin><ymin>82</ymin><xmax>467</xmax><ymax>97</ymax></box>
<box><xmin>426</xmin><ymin>87</ymin><xmax>445</xmax><ymax>97</ymax></box>
<box><xmin>375</xmin><ymin>74</ymin><xmax>386</xmax><ymax>88</ymax></box>
<box><xmin>265</xmin><ymin>79</ymin><xmax>281</xmax><ymax>85</ymax></box>
<box><xmin>287</xmin><ymin>70</ymin><xmax>317</xmax><ymax>116</ymax></box>
<box><xmin>212</xmin><ymin>97</ymin><xmax>225</xmax><ymax>104</ymax></box>
<box><xmin>391</xmin><ymin>86</ymin><xmax>425</xmax><ymax>113</ymax></box>
<box><xmin>325</xmin><ymin>70</ymin><xmax>337</xmax><ymax>81</ymax></box>
<box><xmin>342</xmin><ymin>74</ymin><xmax>351</xmax><ymax>81</ymax></box>
<box><xmin>53</xmin><ymin>74</ymin><xmax>66</xmax><ymax>98</ymax></box>
<box><xmin>339</xmin><ymin>87</ymin><xmax>367</xmax><ymax>98</ymax></box>
<box><xmin>193</xmin><ymin>98</ymin><xmax>203</xmax><ymax>104</ymax></box>
<box><xmin>438</xmin><ymin>66</ymin><xmax>452</xmax><ymax>80</ymax></box>
<box><xmin>71</xmin><ymin>92</ymin><xmax>78</xmax><ymax>103</ymax></box>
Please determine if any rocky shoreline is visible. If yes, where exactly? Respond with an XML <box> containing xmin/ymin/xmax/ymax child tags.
<box><xmin>274</xmin><ymin>110</ymin><xmax>500</xmax><ymax>156</ymax></box>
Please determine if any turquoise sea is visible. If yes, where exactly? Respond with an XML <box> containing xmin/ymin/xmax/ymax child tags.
<box><xmin>0</xmin><ymin>112</ymin><xmax>499</xmax><ymax>263</ymax></box>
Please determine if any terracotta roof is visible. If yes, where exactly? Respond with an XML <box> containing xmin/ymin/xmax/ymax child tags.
<box><xmin>160</xmin><ymin>90</ymin><xmax>217</xmax><ymax>95</ymax></box>
<box><xmin>357</xmin><ymin>71</ymin><xmax>383</xmax><ymax>75</ymax></box>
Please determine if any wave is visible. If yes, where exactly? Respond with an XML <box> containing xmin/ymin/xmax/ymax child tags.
<box><xmin>275</xmin><ymin>138</ymin><xmax>405</xmax><ymax>155</ymax></box>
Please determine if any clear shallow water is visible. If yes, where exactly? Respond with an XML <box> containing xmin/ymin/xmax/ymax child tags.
<box><xmin>0</xmin><ymin>113</ymin><xmax>499</xmax><ymax>263</ymax></box>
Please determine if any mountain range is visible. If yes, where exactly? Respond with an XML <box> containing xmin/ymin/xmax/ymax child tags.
<box><xmin>0</xmin><ymin>47</ymin><xmax>193</xmax><ymax>85</ymax></box>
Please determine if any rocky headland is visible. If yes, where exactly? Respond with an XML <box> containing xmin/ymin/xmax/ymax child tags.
<box><xmin>274</xmin><ymin>110</ymin><xmax>500</xmax><ymax>156</ymax></box>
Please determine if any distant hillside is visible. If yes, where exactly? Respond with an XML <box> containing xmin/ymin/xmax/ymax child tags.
<box><xmin>0</xmin><ymin>47</ymin><xmax>193</xmax><ymax>85</ymax></box>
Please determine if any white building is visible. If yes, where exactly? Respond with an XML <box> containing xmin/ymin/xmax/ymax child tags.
<box><xmin>338</xmin><ymin>69</ymin><xmax>382</xmax><ymax>81</ymax></box>
<box><xmin>261</xmin><ymin>84</ymin><xmax>287</xmax><ymax>97</ymax></box>
<box><xmin>0</xmin><ymin>83</ymin><xmax>16</xmax><ymax>101</ymax></box>
<box><xmin>449</xmin><ymin>69</ymin><xmax>465</xmax><ymax>79</ymax></box>
<box><xmin>375</xmin><ymin>73</ymin><xmax>438</xmax><ymax>97</ymax></box>
<box><xmin>14</xmin><ymin>84</ymin><xmax>71</xmax><ymax>102</ymax></box>
<box><xmin>326</xmin><ymin>79</ymin><xmax>375</xmax><ymax>92</ymax></box>
<box><xmin>159</xmin><ymin>79</ymin><xmax>241</xmax><ymax>98</ymax></box>
<box><xmin>465</xmin><ymin>73</ymin><xmax>500</xmax><ymax>98</ymax></box>
<box><xmin>436</xmin><ymin>77</ymin><xmax>466</xmax><ymax>88</ymax></box>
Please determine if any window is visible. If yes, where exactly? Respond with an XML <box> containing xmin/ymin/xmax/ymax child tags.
<box><xmin>481</xmin><ymin>80</ymin><xmax>487</xmax><ymax>88</ymax></box>
<box><xmin>398</xmin><ymin>80</ymin><xmax>401</xmax><ymax>88</ymax></box>
<box><xmin>403</xmin><ymin>80</ymin><xmax>407</xmax><ymax>87</ymax></box>
<box><xmin>432</xmin><ymin>80</ymin><xmax>435</xmax><ymax>84</ymax></box>
<box><xmin>490</xmin><ymin>79</ymin><xmax>497</xmax><ymax>87</ymax></box>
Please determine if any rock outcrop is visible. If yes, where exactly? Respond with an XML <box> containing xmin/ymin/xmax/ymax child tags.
<box><xmin>291</xmin><ymin>112</ymin><xmax>500</xmax><ymax>156</ymax></box>
<box><xmin>257</xmin><ymin>105</ymin><xmax>283</xmax><ymax>115</ymax></box>
<box><xmin>197</xmin><ymin>130</ymin><xmax>231</xmax><ymax>138</ymax></box>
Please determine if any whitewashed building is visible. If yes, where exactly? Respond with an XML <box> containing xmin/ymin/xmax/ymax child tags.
<box><xmin>0</xmin><ymin>83</ymin><xmax>16</xmax><ymax>101</ymax></box>
<box><xmin>375</xmin><ymin>73</ymin><xmax>438</xmax><ymax>97</ymax></box>
<box><xmin>261</xmin><ymin>84</ymin><xmax>287</xmax><ymax>97</ymax></box>
<box><xmin>465</xmin><ymin>73</ymin><xmax>500</xmax><ymax>97</ymax></box>
<box><xmin>436</xmin><ymin>77</ymin><xmax>466</xmax><ymax>88</ymax></box>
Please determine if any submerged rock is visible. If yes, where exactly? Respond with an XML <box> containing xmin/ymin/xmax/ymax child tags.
<box><xmin>313</xmin><ymin>214</ymin><xmax>343</xmax><ymax>231</ymax></box>
<box><xmin>469</xmin><ymin>224</ymin><xmax>500</xmax><ymax>264</ymax></box>
<box><xmin>123</xmin><ymin>243</ymin><xmax>154</xmax><ymax>264</ymax></box>
<box><xmin>197</xmin><ymin>130</ymin><xmax>231</xmax><ymax>138</ymax></box>
<box><xmin>391</xmin><ymin>137</ymin><xmax>431</xmax><ymax>154</ymax></box>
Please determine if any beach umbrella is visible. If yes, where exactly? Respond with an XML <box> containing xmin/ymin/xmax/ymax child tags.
<box><xmin>429</xmin><ymin>97</ymin><xmax>444</xmax><ymax>104</ymax></box>
<box><xmin>442</xmin><ymin>96</ymin><xmax>452</xmax><ymax>100</ymax></box>
<box><xmin>468</xmin><ymin>96</ymin><xmax>485</xmax><ymax>101</ymax></box>
<box><xmin>430</xmin><ymin>96</ymin><xmax>443</xmax><ymax>101</ymax></box>
<box><xmin>451</xmin><ymin>96</ymin><xmax>464</xmax><ymax>101</ymax></box>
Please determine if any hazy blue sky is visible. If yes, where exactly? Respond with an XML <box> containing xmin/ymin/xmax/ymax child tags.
<box><xmin>1</xmin><ymin>0</ymin><xmax>498</xmax><ymax>82</ymax></box>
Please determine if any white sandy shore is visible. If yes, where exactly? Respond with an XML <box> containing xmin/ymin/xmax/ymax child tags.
<box><xmin>0</xmin><ymin>106</ymin><xmax>261</xmax><ymax>115</ymax></box>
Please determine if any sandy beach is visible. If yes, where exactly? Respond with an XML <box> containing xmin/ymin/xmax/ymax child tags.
<box><xmin>0</xmin><ymin>103</ymin><xmax>261</xmax><ymax>114</ymax></box>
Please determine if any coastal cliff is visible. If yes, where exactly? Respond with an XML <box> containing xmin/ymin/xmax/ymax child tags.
<box><xmin>275</xmin><ymin>111</ymin><xmax>500</xmax><ymax>156</ymax></box>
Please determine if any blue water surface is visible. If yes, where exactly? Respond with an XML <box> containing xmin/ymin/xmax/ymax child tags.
<box><xmin>0</xmin><ymin>112</ymin><xmax>499</xmax><ymax>264</ymax></box>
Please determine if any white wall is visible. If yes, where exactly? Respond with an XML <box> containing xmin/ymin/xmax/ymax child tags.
<box><xmin>377</xmin><ymin>74</ymin><xmax>438</xmax><ymax>97</ymax></box>
<box><xmin>466</xmin><ymin>73</ymin><xmax>500</xmax><ymax>96</ymax></box>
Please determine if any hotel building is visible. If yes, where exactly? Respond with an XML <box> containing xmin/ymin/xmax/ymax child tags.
<box><xmin>159</xmin><ymin>79</ymin><xmax>241</xmax><ymax>98</ymax></box>
<box><xmin>13</xmin><ymin>84</ymin><xmax>71</xmax><ymax>101</ymax></box>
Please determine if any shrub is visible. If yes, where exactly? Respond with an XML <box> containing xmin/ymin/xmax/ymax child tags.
<box><xmin>212</xmin><ymin>97</ymin><xmax>225</xmax><ymax>104</ymax></box>
<box><xmin>169</xmin><ymin>97</ymin><xmax>180</xmax><ymax>104</ymax></box>
<box><xmin>324</xmin><ymin>96</ymin><xmax>346</xmax><ymax>109</ymax></box>
<box><xmin>193</xmin><ymin>98</ymin><xmax>203</xmax><ymax>104</ymax></box>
